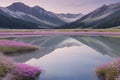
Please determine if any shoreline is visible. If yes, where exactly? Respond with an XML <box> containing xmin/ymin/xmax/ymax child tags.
<box><xmin>0</xmin><ymin>32</ymin><xmax>119</xmax><ymax>38</ymax></box>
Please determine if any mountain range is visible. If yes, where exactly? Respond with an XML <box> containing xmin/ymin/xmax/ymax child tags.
<box><xmin>0</xmin><ymin>2</ymin><xmax>120</xmax><ymax>29</ymax></box>
<box><xmin>0</xmin><ymin>2</ymin><xmax>82</xmax><ymax>29</ymax></box>
<box><xmin>60</xmin><ymin>2</ymin><xmax>120</xmax><ymax>29</ymax></box>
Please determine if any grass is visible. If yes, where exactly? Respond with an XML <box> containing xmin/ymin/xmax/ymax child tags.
<box><xmin>10</xmin><ymin>64</ymin><xmax>41</xmax><ymax>80</ymax></box>
<box><xmin>96</xmin><ymin>58</ymin><xmax>120</xmax><ymax>80</ymax></box>
<box><xmin>96</xmin><ymin>65</ymin><xmax>117</xmax><ymax>80</ymax></box>
<box><xmin>0</xmin><ymin>40</ymin><xmax>39</xmax><ymax>55</ymax></box>
<box><xmin>0</xmin><ymin>37</ymin><xmax>15</xmax><ymax>40</ymax></box>
<box><xmin>0</xmin><ymin>62</ymin><xmax>41</xmax><ymax>80</ymax></box>
<box><xmin>0</xmin><ymin>64</ymin><xmax>6</xmax><ymax>77</ymax></box>
<box><xmin>0</xmin><ymin>60</ymin><xmax>15</xmax><ymax>77</ymax></box>
<box><xmin>0</xmin><ymin>29</ymin><xmax>119</xmax><ymax>38</ymax></box>
<box><xmin>0</xmin><ymin>29</ymin><xmax>120</xmax><ymax>32</ymax></box>
<box><xmin>0</xmin><ymin>53</ymin><xmax>41</xmax><ymax>80</ymax></box>
<box><xmin>0</xmin><ymin>46</ymin><xmax>38</xmax><ymax>54</ymax></box>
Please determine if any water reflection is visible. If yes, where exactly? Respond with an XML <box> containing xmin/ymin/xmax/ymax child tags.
<box><xmin>72</xmin><ymin>36</ymin><xmax>120</xmax><ymax>57</ymax></box>
<box><xmin>13</xmin><ymin>35</ymin><xmax>120</xmax><ymax>62</ymax></box>
<box><xmin>13</xmin><ymin>35</ymin><xmax>83</xmax><ymax>62</ymax></box>
<box><xmin>26</xmin><ymin>45</ymin><xmax>113</xmax><ymax>80</ymax></box>
<box><xmin>11</xmin><ymin>35</ymin><xmax>120</xmax><ymax>80</ymax></box>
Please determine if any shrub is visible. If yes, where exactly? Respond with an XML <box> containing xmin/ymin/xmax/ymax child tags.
<box><xmin>96</xmin><ymin>58</ymin><xmax>120</xmax><ymax>80</ymax></box>
<box><xmin>7</xmin><ymin>64</ymin><xmax>41</xmax><ymax>80</ymax></box>
<box><xmin>0</xmin><ymin>61</ymin><xmax>14</xmax><ymax>77</ymax></box>
<box><xmin>0</xmin><ymin>40</ymin><xmax>39</xmax><ymax>54</ymax></box>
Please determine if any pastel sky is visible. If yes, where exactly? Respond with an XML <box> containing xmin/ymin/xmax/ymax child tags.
<box><xmin>0</xmin><ymin>0</ymin><xmax>120</xmax><ymax>14</ymax></box>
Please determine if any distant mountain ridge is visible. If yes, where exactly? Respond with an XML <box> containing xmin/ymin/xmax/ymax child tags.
<box><xmin>0</xmin><ymin>2</ymin><xmax>82</xmax><ymax>29</ymax></box>
<box><xmin>56</xmin><ymin>13</ymin><xmax>83</xmax><ymax>22</ymax></box>
<box><xmin>0</xmin><ymin>2</ymin><xmax>119</xmax><ymax>29</ymax></box>
<box><xmin>60</xmin><ymin>2</ymin><xmax>120</xmax><ymax>29</ymax></box>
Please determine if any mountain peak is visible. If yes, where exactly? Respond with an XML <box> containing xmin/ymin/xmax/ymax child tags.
<box><xmin>102</xmin><ymin>4</ymin><xmax>108</xmax><ymax>7</ymax></box>
<box><xmin>32</xmin><ymin>6</ymin><xmax>45</xmax><ymax>11</ymax></box>
<box><xmin>33</xmin><ymin>6</ymin><xmax>41</xmax><ymax>9</ymax></box>
<box><xmin>7</xmin><ymin>2</ymin><xmax>30</xmax><ymax>12</ymax></box>
<box><xmin>8</xmin><ymin>2</ymin><xmax>28</xmax><ymax>8</ymax></box>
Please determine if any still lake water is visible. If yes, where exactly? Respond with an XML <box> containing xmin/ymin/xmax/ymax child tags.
<box><xmin>12</xmin><ymin>35</ymin><xmax>120</xmax><ymax>80</ymax></box>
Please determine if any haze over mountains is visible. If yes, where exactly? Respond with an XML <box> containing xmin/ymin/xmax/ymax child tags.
<box><xmin>60</xmin><ymin>2</ymin><xmax>120</xmax><ymax>29</ymax></box>
<box><xmin>0</xmin><ymin>2</ymin><xmax>82</xmax><ymax>29</ymax></box>
<box><xmin>0</xmin><ymin>2</ymin><xmax>120</xmax><ymax>29</ymax></box>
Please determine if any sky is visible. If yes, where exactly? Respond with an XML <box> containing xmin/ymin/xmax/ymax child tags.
<box><xmin>0</xmin><ymin>0</ymin><xmax>120</xmax><ymax>14</ymax></box>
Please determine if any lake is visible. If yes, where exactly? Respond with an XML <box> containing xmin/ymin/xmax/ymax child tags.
<box><xmin>10</xmin><ymin>35</ymin><xmax>120</xmax><ymax>80</ymax></box>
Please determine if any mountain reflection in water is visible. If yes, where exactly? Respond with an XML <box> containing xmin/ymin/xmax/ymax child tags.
<box><xmin>11</xmin><ymin>35</ymin><xmax>120</xmax><ymax>80</ymax></box>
